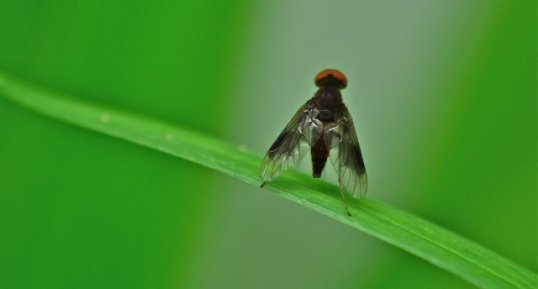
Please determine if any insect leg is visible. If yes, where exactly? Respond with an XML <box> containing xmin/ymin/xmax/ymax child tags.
<box><xmin>338</xmin><ymin>175</ymin><xmax>352</xmax><ymax>216</ymax></box>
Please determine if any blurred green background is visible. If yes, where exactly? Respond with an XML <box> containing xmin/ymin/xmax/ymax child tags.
<box><xmin>0</xmin><ymin>1</ymin><xmax>535</xmax><ymax>289</ymax></box>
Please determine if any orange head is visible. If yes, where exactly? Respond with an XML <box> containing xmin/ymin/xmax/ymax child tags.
<box><xmin>314</xmin><ymin>69</ymin><xmax>347</xmax><ymax>89</ymax></box>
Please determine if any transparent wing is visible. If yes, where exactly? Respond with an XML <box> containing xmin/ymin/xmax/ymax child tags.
<box><xmin>329</xmin><ymin>106</ymin><xmax>368</xmax><ymax>199</ymax></box>
<box><xmin>260</xmin><ymin>99</ymin><xmax>317</xmax><ymax>182</ymax></box>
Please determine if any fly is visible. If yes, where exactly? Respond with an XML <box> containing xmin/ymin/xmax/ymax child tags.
<box><xmin>260</xmin><ymin>69</ymin><xmax>367</xmax><ymax>216</ymax></box>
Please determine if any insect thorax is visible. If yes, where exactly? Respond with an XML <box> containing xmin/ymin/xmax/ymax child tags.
<box><xmin>314</xmin><ymin>86</ymin><xmax>343</xmax><ymax>111</ymax></box>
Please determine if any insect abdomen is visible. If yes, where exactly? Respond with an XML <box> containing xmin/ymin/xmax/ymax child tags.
<box><xmin>311</xmin><ymin>135</ymin><xmax>329</xmax><ymax>178</ymax></box>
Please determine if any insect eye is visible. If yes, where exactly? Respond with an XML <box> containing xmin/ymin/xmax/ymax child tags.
<box><xmin>314</xmin><ymin>69</ymin><xmax>347</xmax><ymax>89</ymax></box>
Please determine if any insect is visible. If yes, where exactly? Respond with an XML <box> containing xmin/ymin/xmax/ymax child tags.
<box><xmin>260</xmin><ymin>69</ymin><xmax>367</xmax><ymax>216</ymax></box>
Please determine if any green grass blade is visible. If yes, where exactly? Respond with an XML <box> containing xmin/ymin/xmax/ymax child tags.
<box><xmin>0</xmin><ymin>72</ymin><xmax>536</xmax><ymax>289</ymax></box>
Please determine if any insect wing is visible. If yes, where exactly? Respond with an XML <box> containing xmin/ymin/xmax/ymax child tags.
<box><xmin>260</xmin><ymin>99</ymin><xmax>315</xmax><ymax>182</ymax></box>
<box><xmin>329</xmin><ymin>107</ymin><xmax>368</xmax><ymax>198</ymax></box>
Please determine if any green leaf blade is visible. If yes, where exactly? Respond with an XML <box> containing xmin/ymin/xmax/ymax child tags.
<box><xmin>1</xmin><ymin>72</ymin><xmax>536</xmax><ymax>289</ymax></box>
